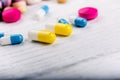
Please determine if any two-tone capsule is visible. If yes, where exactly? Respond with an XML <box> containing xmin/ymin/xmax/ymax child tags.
<box><xmin>58</xmin><ymin>18</ymin><xmax>69</xmax><ymax>24</ymax></box>
<box><xmin>46</xmin><ymin>23</ymin><xmax>72</xmax><ymax>36</ymax></box>
<box><xmin>0</xmin><ymin>33</ymin><xmax>7</xmax><ymax>38</ymax></box>
<box><xmin>34</xmin><ymin>5</ymin><xmax>49</xmax><ymax>20</ymax></box>
<box><xmin>69</xmin><ymin>16</ymin><xmax>87</xmax><ymax>28</ymax></box>
<box><xmin>0</xmin><ymin>34</ymin><xmax>23</xmax><ymax>46</ymax></box>
<box><xmin>28</xmin><ymin>30</ymin><xmax>56</xmax><ymax>44</ymax></box>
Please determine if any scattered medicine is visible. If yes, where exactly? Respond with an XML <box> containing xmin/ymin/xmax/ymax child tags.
<box><xmin>28</xmin><ymin>30</ymin><xmax>56</xmax><ymax>44</ymax></box>
<box><xmin>0</xmin><ymin>34</ymin><xmax>23</xmax><ymax>46</ymax></box>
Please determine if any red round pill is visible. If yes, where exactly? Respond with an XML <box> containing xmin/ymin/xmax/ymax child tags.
<box><xmin>78</xmin><ymin>7</ymin><xmax>98</xmax><ymax>20</ymax></box>
<box><xmin>2</xmin><ymin>8</ymin><xmax>21</xmax><ymax>23</ymax></box>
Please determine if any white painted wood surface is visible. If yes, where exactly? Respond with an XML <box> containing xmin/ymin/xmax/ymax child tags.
<box><xmin>0</xmin><ymin>0</ymin><xmax>120</xmax><ymax>79</ymax></box>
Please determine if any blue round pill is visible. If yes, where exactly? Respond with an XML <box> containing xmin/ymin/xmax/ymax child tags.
<box><xmin>74</xmin><ymin>17</ymin><xmax>87</xmax><ymax>28</ymax></box>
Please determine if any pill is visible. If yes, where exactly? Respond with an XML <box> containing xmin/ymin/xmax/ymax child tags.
<box><xmin>69</xmin><ymin>16</ymin><xmax>87</xmax><ymax>28</ymax></box>
<box><xmin>46</xmin><ymin>23</ymin><xmax>72</xmax><ymax>36</ymax></box>
<box><xmin>34</xmin><ymin>5</ymin><xmax>49</xmax><ymax>20</ymax></box>
<box><xmin>0</xmin><ymin>34</ymin><xmax>23</xmax><ymax>45</ymax></box>
<box><xmin>28</xmin><ymin>30</ymin><xmax>56</xmax><ymax>44</ymax></box>
<box><xmin>26</xmin><ymin>0</ymin><xmax>41</xmax><ymax>5</ymax></box>
<box><xmin>2</xmin><ymin>8</ymin><xmax>21</xmax><ymax>23</ymax></box>
<box><xmin>3</xmin><ymin>7</ymin><xmax>12</xmax><ymax>11</ymax></box>
<box><xmin>0</xmin><ymin>33</ymin><xmax>5</xmax><ymax>38</ymax></box>
<box><xmin>12</xmin><ymin>0</ymin><xmax>26</xmax><ymax>13</ymax></box>
<box><xmin>78</xmin><ymin>7</ymin><xmax>98</xmax><ymax>20</ymax></box>
<box><xmin>0</xmin><ymin>33</ymin><xmax>9</xmax><ymax>38</ymax></box>
<box><xmin>57</xmin><ymin>0</ymin><xmax>67</xmax><ymax>3</ymax></box>
<box><xmin>58</xmin><ymin>18</ymin><xmax>69</xmax><ymax>24</ymax></box>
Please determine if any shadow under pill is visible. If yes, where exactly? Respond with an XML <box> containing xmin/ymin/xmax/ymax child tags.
<box><xmin>31</xmin><ymin>41</ymin><xmax>53</xmax><ymax>46</ymax></box>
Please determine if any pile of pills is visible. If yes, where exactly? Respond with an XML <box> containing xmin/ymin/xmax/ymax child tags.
<box><xmin>34</xmin><ymin>5</ymin><xmax>49</xmax><ymax>20</ymax></box>
<box><xmin>0</xmin><ymin>0</ymin><xmax>67</xmax><ymax>23</ymax></box>
<box><xmin>0</xmin><ymin>0</ymin><xmax>26</xmax><ymax>23</ymax></box>
<box><xmin>0</xmin><ymin>4</ymin><xmax>98</xmax><ymax>46</ymax></box>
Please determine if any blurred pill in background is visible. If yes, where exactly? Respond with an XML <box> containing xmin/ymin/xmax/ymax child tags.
<box><xmin>58</xmin><ymin>18</ymin><xmax>69</xmax><ymax>24</ymax></box>
<box><xmin>26</xmin><ymin>0</ymin><xmax>41</xmax><ymax>5</ymax></box>
<box><xmin>34</xmin><ymin>5</ymin><xmax>49</xmax><ymax>20</ymax></box>
<box><xmin>2</xmin><ymin>8</ymin><xmax>22</xmax><ymax>23</ymax></box>
<box><xmin>12</xmin><ymin>0</ymin><xmax>27</xmax><ymax>13</ymax></box>
<box><xmin>57</xmin><ymin>0</ymin><xmax>67</xmax><ymax>3</ymax></box>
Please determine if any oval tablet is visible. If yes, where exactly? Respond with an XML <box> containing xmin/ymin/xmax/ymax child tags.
<box><xmin>78</xmin><ymin>7</ymin><xmax>98</xmax><ymax>20</ymax></box>
<box><xmin>2</xmin><ymin>8</ymin><xmax>21</xmax><ymax>23</ymax></box>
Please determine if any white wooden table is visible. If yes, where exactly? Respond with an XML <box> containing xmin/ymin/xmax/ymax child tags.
<box><xmin>0</xmin><ymin>0</ymin><xmax>120</xmax><ymax>79</ymax></box>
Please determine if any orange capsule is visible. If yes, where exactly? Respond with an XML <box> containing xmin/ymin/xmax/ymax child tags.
<box><xmin>57</xmin><ymin>0</ymin><xmax>67</xmax><ymax>3</ymax></box>
<box><xmin>12</xmin><ymin>1</ymin><xmax>26</xmax><ymax>13</ymax></box>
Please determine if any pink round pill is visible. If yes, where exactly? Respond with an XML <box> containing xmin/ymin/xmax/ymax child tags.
<box><xmin>2</xmin><ymin>8</ymin><xmax>21</xmax><ymax>23</ymax></box>
<box><xmin>78</xmin><ymin>7</ymin><xmax>98</xmax><ymax>20</ymax></box>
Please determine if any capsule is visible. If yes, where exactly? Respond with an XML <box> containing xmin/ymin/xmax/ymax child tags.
<box><xmin>0</xmin><ymin>33</ymin><xmax>8</xmax><ymax>38</ymax></box>
<box><xmin>58</xmin><ymin>18</ymin><xmax>69</xmax><ymax>24</ymax></box>
<box><xmin>28</xmin><ymin>30</ymin><xmax>56</xmax><ymax>44</ymax></box>
<box><xmin>57</xmin><ymin>0</ymin><xmax>67</xmax><ymax>3</ymax></box>
<box><xmin>0</xmin><ymin>34</ymin><xmax>23</xmax><ymax>45</ymax></box>
<box><xmin>34</xmin><ymin>5</ymin><xmax>49</xmax><ymax>20</ymax></box>
<box><xmin>69</xmin><ymin>16</ymin><xmax>87</xmax><ymax>28</ymax></box>
<box><xmin>26</xmin><ymin>0</ymin><xmax>41</xmax><ymax>5</ymax></box>
<box><xmin>46</xmin><ymin>23</ymin><xmax>72</xmax><ymax>36</ymax></box>
<box><xmin>12</xmin><ymin>0</ymin><xmax>27</xmax><ymax>13</ymax></box>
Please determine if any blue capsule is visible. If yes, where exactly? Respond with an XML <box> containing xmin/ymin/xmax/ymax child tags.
<box><xmin>10</xmin><ymin>34</ymin><xmax>23</xmax><ymax>45</ymax></box>
<box><xmin>35</xmin><ymin>5</ymin><xmax>49</xmax><ymax>20</ymax></box>
<box><xmin>0</xmin><ymin>34</ymin><xmax>23</xmax><ymax>45</ymax></box>
<box><xmin>0</xmin><ymin>33</ymin><xmax>4</xmax><ymax>38</ymax></box>
<box><xmin>58</xmin><ymin>18</ymin><xmax>69</xmax><ymax>24</ymax></box>
<box><xmin>41</xmin><ymin>5</ymin><xmax>49</xmax><ymax>14</ymax></box>
<box><xmin>69</xmin><ymin>16</ymin><xmax>87</xmax><ymax>28</ymax></box>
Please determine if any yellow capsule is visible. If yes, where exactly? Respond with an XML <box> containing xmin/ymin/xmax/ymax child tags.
<box><xmin>46</xmin><ymin>23</ymin><xmax>72</xmax><ymax>36</ymax></box>
<box><xmin>28</xmin><ymin>30</ymin><xmax>56</xmax><ymax>44</ymax></box>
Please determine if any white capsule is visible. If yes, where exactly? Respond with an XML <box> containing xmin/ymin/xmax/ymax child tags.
<box><xmin>26</xmin><ymin>0</ymin><xmax>42</xmax><ymax>5</ymax></box>
<box><xmin>34</xmin><ymin>5</ymin><xmax>49</xmax><ymax>20</ymax></box>
<box><xmin>0</xmin><ymin>34</ymin><xmax>23</xmax><ymax>46</ymax></box>
<box><xmin>0</xmin><ymin>33</ymin><xmax>9</xmax><ymax>38</ymax></box>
